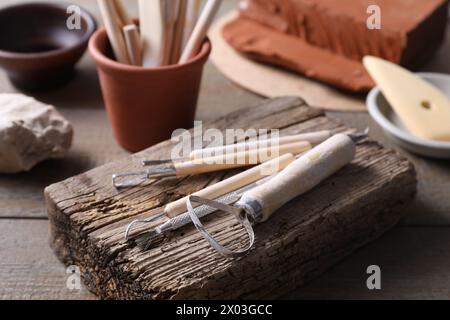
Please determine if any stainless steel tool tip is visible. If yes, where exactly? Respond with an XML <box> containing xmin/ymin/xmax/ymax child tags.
<box><xmin>113</xmin><ymin>167</ymin><xmax>176</xmax><ymax>189</ymax></box>
<box><xmin>142</xmin><ymin>159</ymin><xmax>174</xmax><ymax>166</ymax></box>
<box><xmin>348</xmin><ymin>128</ymin><xmax>370</xmax><ymax>143</ymax></box>
<box><xmin>124</xmin><ymin>213</ymin><xmax>166</xmax><ymax>241</ymax></box>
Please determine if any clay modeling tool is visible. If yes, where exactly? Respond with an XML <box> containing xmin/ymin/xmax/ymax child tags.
<box><xmin>113</xmin><ymin>0</ymin><xmax>133</xmax><ymax>27</ymax></box>
<box><xmin>112</xmin><ymin>142</ymin><xmax>310</xmax><ymax>188</ymax></box>
<box><xmin>124</xmin><ymin>166</ymin><xmax>276</xmax><ymax>243</ymax></box>
<box><xmin>170</xmin><ymin>0</ymin><xmax>188</xmax><ymax>64</ymax></box>
<box><xmin>123</xmin><ymin>24</ymin><xmax>142</xmax><ymax>66</ymax></box>
<box><xmin>179</xmin><ymin>0</ymin><xmax>222</xmax><ymax>64</ymax></box>
<box><xmin>164</xmin><ymin>153</ymin><xmax>295</xmax><ymax>217</ymax></box>
<box><xmin>124</xmin><ymin>154</ymin><xmax>293</xmax><ymax>240</ymax></box>
<box><xmin>142</xmin><ymin>130</ymin><xmax>331</xmax><ymax>165</ymax></box>
<box><xmin>97</xmin><ymin>0</ymin><xmax>130</xmax><ymax>64</ymax></box>
<box><xmin>363</xmin><ymin>56</ymin><xmax>450</xmax><ymax>141</ymax></box>
<box><xmin>185</xmin><ymin>132</ymin><xmax>368</xmax><ymax>257</ymax></box>
<box><xmin>183</xmin><ymin>0</ymin><xmax>203</xmax><ymax>48</ymax></box>
<box><xmin>139</xmin><ymin>0</ymin><xmax>166</xmax><ymax>67</ymax></box>
<box><xmin>189</xmin><ymin>130</ymin><xmax>331</xmax><ymax>160</ymax></box>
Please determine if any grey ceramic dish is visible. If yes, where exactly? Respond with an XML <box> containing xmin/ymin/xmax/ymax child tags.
<box><xmin>366</xmin><ymin>72</ymin><xmax>450</xmax><ymax>159</ymax></box>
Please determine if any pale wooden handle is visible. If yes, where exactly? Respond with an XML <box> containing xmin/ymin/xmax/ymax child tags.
<box><xmin>165</xmin><ymin>153</ymin><xmax>295</xmax><ymax>218</ymax></box>
<box><xmin>170</xmin><ymin>0</ymin><xmax>188</xmax><ymax>64</ymax></box>
<box><xmin>162</xmin><ymin>0</ymin><xmax>179</xmax><ymax>66</ymax></box>
<box><xmin>113</xmin><ymin>0</ymin><xmax>133</xmax><ymax>26</ymax></box>
<box><xmin>183</xmin><ymin>0</ymin><xmax>202</xmax><ymax>48</ymax></box>
<box><xmin>175</xmin><ymin>141</ymin><xmax>311</xmax><ymax>176</ymax></box>
<box><xmin>139</xmin><ymin>0</ymin><xmax>165</xmax><ymax>67</ymax></box>
<box><xmin>123</xmin><ymin>24</ymin><xmax>142</xmax><ymax>66</ymax></box>
<box><xmin>189</xmin><ymin>131</ymin><xmax>330</xmax><ymax>159</ymax></box>
<box><xmin>179</xmin><ymin>0</ymin><xmax>222</xmax><ymax>63</ymax></box>
<box><xmin>240</xmin><ymin>134</ymin><xmax>356</xmax><ymax>222</ymax></box>
<box><xmin>97</xmin><ymin>0</ymin><xmax>129</xmax><ymax>64</ymax></box>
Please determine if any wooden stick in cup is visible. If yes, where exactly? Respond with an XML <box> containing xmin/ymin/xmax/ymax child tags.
<box><xmin>139</xmin><ymin>0</ymin><xmax>166</xmax><ymax>67</ymax></box>
<box><xmin>170</xmin><ymin>0</ymin><xmax>188</xmax><ymax>64</ymax></box>
<box><xmin>179</xmin><ymin>0</ymin><xmax>222</xmax><ymax>64</ymax></box>
<box><xmin>183</xmin><ymin>0</ymin><xmax>203</xmax><ymax>49</ymax></box>
<box><xmin>123</xmin><ymin>24</ymin><xmax>142</xmax><ymax>66</ymax></box>
<box><xmin>163</xmin><ymin>0</ymin><xmax>181</xmax><ymax>65</ymax></box>
<box><xmin>113</xmin><ymin>0</ymin><xmax>133</xmax><ymax>27</ymax></box>
<box><xmin>97</xmin><ymin>0</ymin><xmax>130</xmax><ymax>64</ymax></box>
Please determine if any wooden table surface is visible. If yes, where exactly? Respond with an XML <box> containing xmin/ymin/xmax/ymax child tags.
<box><xmin>0</xmin><ymin>0</ymin><xmax>449</xmax><ymax>300</ymax></box>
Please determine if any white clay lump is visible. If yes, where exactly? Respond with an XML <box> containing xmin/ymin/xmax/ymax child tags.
<box><xmin>0</xmin><ymin>93</ymin><xmax>73</xmax><ymax>173</ymax></box>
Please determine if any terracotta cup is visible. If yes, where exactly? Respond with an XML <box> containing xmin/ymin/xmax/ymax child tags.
<box><xmin>89</xmin><ymin>27</ymin><xmax>211</xmax><ymax>152</ymax></box>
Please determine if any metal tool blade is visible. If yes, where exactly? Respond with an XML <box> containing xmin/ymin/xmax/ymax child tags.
<box><xmin>113</xmin><ymin>166</ymin><xmax>176</xmax><ymax>189</ymax></box>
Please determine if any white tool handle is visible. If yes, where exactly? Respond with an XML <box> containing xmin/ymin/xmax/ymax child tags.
<box><xmin>162</xmin><ymin>0</ymin><xmax>180</xmax><ymax>65</ymax></box>
<box><xmin>240</xmin><ymin>134</ymin><xmax>356</xmax><ymax>222</ymax></box>
<box><xmin>139</xmin><ymin>0</ymin><xmax>165</xmax><ymax>67</ymax></box>
<box><xmin>183</xmin><ymin>0</ymin><xmax>203</xmax><ymax>48</ymax></box>
<box><xmin>179</xmin><ymin>0</ymin><xmax>222</xmax><ymax>63</ymax></box>
<box><xmin>165</xmin><ymin>153</ymin><xmax>295</xmax><ymax>218</ymax></box>
<box><xmin>189</xmin><ymin>130</ymin><xmax>331</xmax><ymax>159</ymax></box>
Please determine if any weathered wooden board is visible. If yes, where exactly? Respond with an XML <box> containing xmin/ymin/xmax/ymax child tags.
<box><xmin>3</xmin><ymin>219</ymin><xmax>450</xmax><ymax>299</ymax></box>
<box><xmin>45</xmin><ymin>97</ymin><xmax>416</xmax><ymax>299</ymax></box>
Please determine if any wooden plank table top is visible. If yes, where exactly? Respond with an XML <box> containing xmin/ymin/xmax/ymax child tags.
<box><xmin>0</xmin><ymin>0</ymin><xmax>450</xmax><ymax>300</ymax></box>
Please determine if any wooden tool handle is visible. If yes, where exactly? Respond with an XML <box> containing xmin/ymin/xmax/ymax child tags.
<box><xmin>113</xmin><ymin>0</ymin><xmax>132</xmax><ymax>26</ymax></box>
<box><xmin>179</xmin><ymin>0</ymin><xmax>222</xmax><ymax>63</ymax></box>
<box><xmin>123</xmin><ymin>24</ymin><xmax>142</xmax><ymax>66</ymax></box>
<box><xmin>165</xmin><ymin>153</ymin><xmax>295</xmax><ymax>218</ymax></box>
<box><xmin>175</xmin><ymin>141</ymin><xmax>311</xmax><ymax>176</ymax></box>
<box><xmin>139</xmin><ymin>0</ymin><xmax>165</xmax><ymax>67</ymax></box>
<box><xmin>97</xmin><ymin>0</ymin><xmax>129</xmax><ymax>64</ymax></box>
<box><xmin>240</xmin><ymin>134</ymin><xmax>356</xmax><ymax>222</ymax></box>
<box><xmin>162</xmin><ymin>0</ymin><xmax>179</xmax><ymax>65</ymax></box>
<box><xmin>183</xmin><ymin>0</ymin><xmax>202</xmax><ymax>48</ymax></box>
<box><xmin>189</xmin><ymin>131</ymin><xmax>330</xmax><ymax>159</ymax></box>
<box><xmin>170</xmin><ymin>0</ymin><xmax>187</xmax><ymax>64</ymax></box>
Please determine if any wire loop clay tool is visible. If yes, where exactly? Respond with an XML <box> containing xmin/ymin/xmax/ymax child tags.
<box><xmin>125</xmin><ymin>131</ymin><xmax>368</xmax><ymax>257</ymax></box>
<box><xmin>124</xmin><ymin>154</ymin><xmax>296</xmax><ymax>239</ymax></box>
<box><xmin>124</xmin><ymin>171</ymin><xmax>274</xmax><ymax>247</ymax></box>
<box><xmin>113</xmin><ymin>141</ymin><xmax>309</xmax><ymax>188</ymax></box>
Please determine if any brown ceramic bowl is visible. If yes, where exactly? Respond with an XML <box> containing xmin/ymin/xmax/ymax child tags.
<box><xmin>0</xmin><ymin>2</ymin><xmax>97</xmax><ymax>91</ymax></box>
<box><xmin>89</xmin><ymin>26</ymin><xmax>211</xmax><ymax>153</ymax></box>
